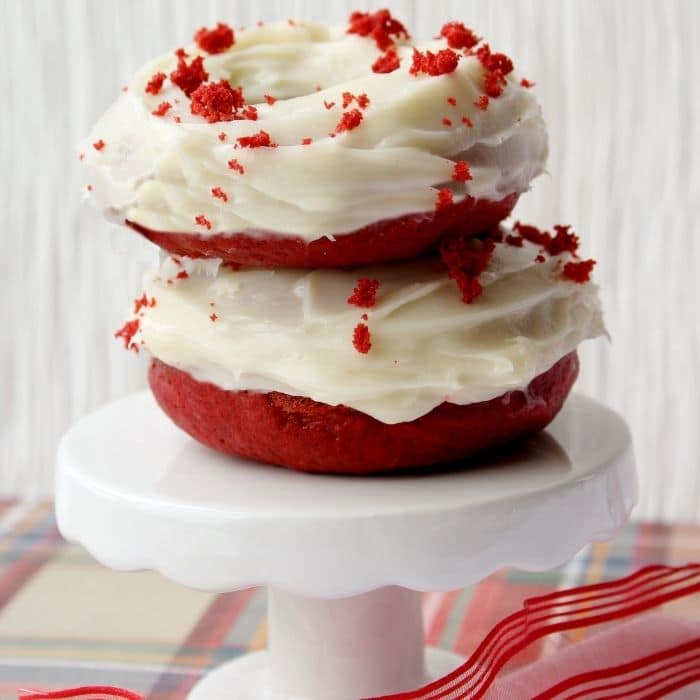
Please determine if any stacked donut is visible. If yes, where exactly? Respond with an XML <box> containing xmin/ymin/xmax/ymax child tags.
<box><xmin>81</xmin><ymin>12</ymin><xmax>605</xmax><ymax>474</ymax></box>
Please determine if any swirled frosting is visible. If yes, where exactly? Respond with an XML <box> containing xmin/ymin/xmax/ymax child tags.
<box><xmin>124</xmin><ymin>234</ymin><xmax>604</xmax><ymax>424</ymax></box>
<box><xmin>81</xmin><ymin>20</ymin><xmax>547</xmax><ymax>242</ymax></box>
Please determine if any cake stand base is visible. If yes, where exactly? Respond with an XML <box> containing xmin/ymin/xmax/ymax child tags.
<box><xmin>189</xmin><ymin>585</ymin><xmax>460</xmax><ymax>700</ymax></box>
<box><xmin>189</xmin><ymin>648</ymin><xmax>463</xmax><ymax>700</ymax></box>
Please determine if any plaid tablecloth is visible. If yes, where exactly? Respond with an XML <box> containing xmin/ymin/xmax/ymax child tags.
<box><xmin>0</xmin><ymin>500</ymin><xmax>699</xmax><ymax>699</ymax></box>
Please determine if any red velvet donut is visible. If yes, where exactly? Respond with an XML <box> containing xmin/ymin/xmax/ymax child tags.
<box><xmin>148</xmin><ymin>351</ymin><xmax>578</xmax><ymax>474</ymax></box>
<box><xmin>128</xmin><ymin>193</ymin><xmax>518</xmax><ymax>268</ymax></box>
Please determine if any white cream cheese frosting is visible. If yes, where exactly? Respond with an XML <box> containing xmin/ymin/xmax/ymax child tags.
<box><xmin>81</xmin><ymin>20</ymin><xmax>547</xmax><ymax>241</ymax></box>
<box><xmin>125</xmin><ymin>235</ymin><xmax>604</xmax><ymax>424</ymax></box>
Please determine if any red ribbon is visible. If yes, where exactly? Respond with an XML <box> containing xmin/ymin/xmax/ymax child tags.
<box><xmin>19</xmin><ymin>564</ymin><xmax>700</xmax><ymax>700</ymax></box>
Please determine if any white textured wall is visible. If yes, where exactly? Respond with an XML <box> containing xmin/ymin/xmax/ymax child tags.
<box><xmin>1</xmin><ymin>0</ymin><xmax>698</xmax><ymax>520</ymax></box>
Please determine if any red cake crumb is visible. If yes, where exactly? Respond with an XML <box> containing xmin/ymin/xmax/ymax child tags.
<box><xmin>447</xmin><ymin>96</ymin><xmax>457</xmax><ymax>106</ymax></box>
<box><xmin>506</xmin><ymin>234</ymin><xmax>524</xmax><ymax>247</ymax></box>
<box><xmin>484</xmin><ymin>70</ymin><xmax>506</xmax><ymax>98</ymax></box>
<box><xmin>440</xmin><ymin>235</ymin><xmax>496</xmax><ymax>303</ymax></box>
<box><xmin>176</xmin><ymin>270</ymin><xmax>190</xmax><ymax>280</ymax></box>
<box><xmin>474</xmin><ymin>95</ymin><xmax>489</xmax><ymax>110</ymax></box>
<box><xmin>348</xmin><ymin>278</ymin><xmax>380</xmax><ymax>308</ymax></box>
<box><xmin>190</xmin><ymin>80</ymin><xmax>245</xmax><ymax>123</ymax></box>
<box><xmin>194</xmin><ymin>214</ymin><xmax>212</xmax><ymax>230</ymax></box>
<box><xmin>211</xmin><ymin>186</ymin><xmax>229</xmax><ymax>202</ymax></box>
<box><xmin>521</xmin><ymin>77</ymin><xmax>535</xmax><ymax>88</ymax></box>
<box><xmin>237</xmin><ymin>130</ymin><xmax>277</xmax><ymax>148</ymax></box>
<box><xmin>452</xmin><ymin>161</ymin><xmax>472</xmax><ymax>182</ymax></box>
<box><xmin>475</xmin><ymin>45</ymin><xmax>514</xmax><ymax>75</ymax></box>
<box><xmin>194</xmin><ymin>22</ymin><xmax>235</xmax><ymax>54</ymax></box>
<box><xmin>357</xmin><ymin>93</ymin><xmax>370</xmax><ymax>109</ymax></box>
<box><xmin>548</xmin><ymin>225</ymin><xmax>580</xmax><ymax>256</ymax></box>
<box><xmin>218</xmin><ymin>132</ymin><xmax>227</xmax><ymax>141</ymax></box>
<box><xmin>335</xmin><ymin>109</ymin><xmax>364</xmax><ymax>133</ymax></box>
<box><xmin>352</xmin><ymin>323</ymin><xmax>372</xmax><ymax>354</ymax></box>
<box><xmin>173</xmin><ymin>116</ymin><xmax>182</xmax><ymax>123</ymax></box>
<box><xmin>462</xmin><ymin>116</ymin><xmax>473</xmax><ymax>127</ymax></box>
<box><xmin>324</xmin><ymin>100</ymin><xmax>336</xmax><ymax>110</ymax></box>
<box><xmin>133</xmin><ymin>293</ymin><xmax>157</xmax><ymax>314</ymax></box>
<box><xmin>442</xmin><ymin>117</ymin><xmax>453</xmax><ymax>126</ymax></box>
<box><xmin>86</xmin><ymin>184</ymin><xmax>93</xmax><ymax>192</ymax></box>
<box><xmin>347</xmin><ymin>9</ymin><xmax>409</xmax><ymax>51</ymax></box>
<box><xmin>535</xmin><ymin>254</ymin><xmax>546</xmax><ymax>263</ymax></box>
<box><xmin>361</xmin><ymin>313</ymin><xmax>369</xmax><ymax>321</ymax></box>
<box><xmin>170</xmin><ymin>54</ymin><xmax>209</xmax><ymax>96</ymax></box>
<box><xmin>562</xmin><ymin>259</ymin><xmax>595</xmax><ymax>283</ymax></box>
<box><xmin>93</xmin><ymin>139</ymin><xmax>105</xmax><ymax>151</ymax></box>
<box><xmin>210</xmin><ymin>312</ymin><xmax>219</xmax><ymax>322</ymax></box>
<box><xmin>115</xmin><ymin>319</ymin><xmax>140</xmax><ymax>352</ymax></box>
<box><xmin>410</xmin><ymin>48</ymin><xmax>460</xmax><ymax>76</ymax></box>
<box><xmin>513</xmin><ymin>221</ymin><xmax>551</xmax><ymax>247</ymax></box>
<box><xmin>145</xmin><ymin>72</ymin><xmax>167</xmax><ymax>95</ymax></box>
<box><xmin>228</xmin><ymin>159</ymin><xmax>245</xmax><ymax>173</ymax></box>
<box><xmin>342</xmin><ymin>92</ymin><xmax>354</xmax><ymax>109</ymax></box>
<box><xmin>372</xmin><ymin>49</ymin><xmax>400</xmax><ymax>73</ymax></box>
<box><xmin>152</xmin><ymin>101</ymin><xmax>172</xmax><ymax>117</ymax></box>
<box><xmin>301</xmin><ymin>137</ymin><xmax>313</xmax><ymax>145</ymax></box>
<box><xmin>435</xmin><ymin>188</ymin><xmax>454</xmax><ymax>210</ymax></box>
<box><xmin>439</xmin><ymin>21</ymin><xmax>480</xmax><ymax>50</ymax></box>
<box><xmin>264</xmin><ymin>94</ymin><xmax>277</xmax><ymax>105</ymax></box>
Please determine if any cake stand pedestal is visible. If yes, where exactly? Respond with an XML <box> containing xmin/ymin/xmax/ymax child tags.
<box><xmin>55</xmin><ymin>392</ymin><xmax>635</xmax><ymax>700</ymax></box>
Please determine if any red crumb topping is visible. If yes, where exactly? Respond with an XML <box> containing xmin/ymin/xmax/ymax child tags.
<box><xmin>223</xmin><ymin>261</ymin><xmax>242</xmax><ymax>271</ymax></box>
<box><xmin>452</xmin><ymin>161</ymin><xmax>472</xmax><ymax>182</ymax></box>
<box><xmin>462</xmin><ymin>116</ymin><xmax>474</xmax><ymax>127</ymax></box>
<box><xmin>348</xmin><ymin>278</ymin><xmax>380</xmax><ymax>308</ymax></box>
<box><xmin>264</xmin><ymin>94</ymin><xmax>277</xmax><ymax>105</ymax></box>
<box><xmin>194</xmin><ymin>215</ymin><xmax>212</xmax><ymax>230</ymax></box>
<box><xmin>484</xmin><ymin>70</ymin><xmax>506</xmax><ymax>98</ymax></box>
<box><xmin>122</xmin><ymin>86</ymin><xmax>129</xmax><ymax>93</ymax></box>
<box><xmin>211</xmin><ymin>186</ymin><xmax>229</xmax><ymax>202</ymax></box>
<box><xmin>176</xmin><ymin>270</ymin><xmax>190</xmax><ymax>280</ymax></box>
<box><xmin>133</xmin><ymin>293</ymin><xmax>157</xmax><ymax>314</ymax></box>
<box><xmin>475</xmin><ymin>44</ymin><xmax>514</xmax><ymax>75</ymax></box>
<box><xmin>93</xmin><ymin>139</ymin><xmax>105</xmax><ymax>151</ymax></box>
<box><xmin>512</xmin><ymin>221</ymin><xmax>581</xmax><ymax>257</ymax></box>
<box><xmin>237</xmin><ymin>130</ymin><xmax>277</xmax><ymax>148</ymax></box>
<box><xmin>410</xmin><ymin>48</ymin><xmax>460</xmax><ymax>76</ymax></box>
<box><xmin>562</xmin><ymin>259</ymin><xmax>596</xmax><ymax>283</ymax></box>
<box><xmin>145</xmin><ymin>72</ymin><xmax>167</xmax><ymax>95</ymax></box>
<box><xmin>173</xmin><ymin>116</ymin><xmax>182</xmax><ymax>123</ymax></box>
<box><xmin>361</xmin><ymin>313</ymin><xmax>369</xmax><ymax>321</ymax></box>
<box><xmin>194</xmin><ymin>22</ymin><xmax>235</xmax><ymax>54</ymax></box>
<box><xmin>114</xmin><ymin>319</ymin><xmax>140</xmax><ymax>352</ymax></box>
<box><xmin>352</xmin><ymin>323</ymin><xmax>372</xmax><ymax>354</ymax></box>
<box><xmin>190</xmin><ymin>80</ymin><xmax>245</xmax><ymax>123</ymax></box>
<box><xmin>86</xmin><ymin>184</ymin><xmax>93</xmax><ymax>192</ymax></box>
<box><xmin>301</xmin><ymin>137</ymin><xmax>313</xmax><ymax>145</ymax></box>
<box><xmin>335</xmin><ymin>108</ymin><xmax>364</xmax><ymax>133</ymax></box>
<box><xmin>474</xmin><ymin>95</ymin><xmax>489</xmax><ymax>110</ymax></box>
<box><xmin>439</xmin><ymin>22</ymin><xmax>480</xmax><ymax>50</ymax></box>
<box><xmin>170</xmin><ymin>54</ymin><xmax>209</xmax><ymax>96</ymax></box>
<box><xmin>218</xmin><ymin>132</ymin><xmax>227</xmax><ymax>141</ymax></box>
<box><xmin>227</xmin><ymin>158</ymin><xmax>245</xmax><ymax>173</ymax></box>
<box><xmin>440</xmin><ymin>235</ymin><xmax>496</xmax><ymax>303</ymax></box>
<box><xmin>521</xmin><ymin>78</ymin><xmax>535</xmax><ymax>88</ymax></box>
<box><xmin>505</xmin><ymin>234</ymin><xmax>524</xmax><ymax>247</ymax></box>
<box><xmin>435</xmin><ymin>188</ymin><xmax>454</xmax><ymax>210</ymax></box>
<box><xmin>442</xmin><ymin>117</ymin><xmax>453</xmax><ymax>126</ymax></box>
<box><xmin>243</xmin><ymin>105</ymin><xmax>258</xmax><ymax>121</ymax></box>
<box><xmin>347</xmin><ymin>9</ymin><xmax>409</xmax><ymax>51</ymax></box>
<box><xmin>152</xmin><ymin>101</ymin><xmax>172</xmax><ymax>117</ymax></box>
<box><xmin>324</xmin><ymin>100</ymin><xmax>336</xmax><ymax>110</ymax></box>
<box><xmin>357</xmin><ymin>93</ymin><xmax>370</xmax><ymax>109</ymax></box>
<box><xmin>210</xmin><ymin>312</ymin><xmax>219</xmax><ymax>322</ymax></box>
<box><xmin>535</xmin><ymin>254</ymin><xmax>546</xmax><ymax>263</ymax></box>
<box><xmin>342</xmin><ymin>92</ymin><xmax>354</xmax><ymax>109</ymax></box>
<box><xmin>447</xmin><ymin>96</ymin><xmax>457</xmax><ymax>106</ymax></box>
<box><xmin>372</xmin><ymin>49</ymin><xmax>400</xmax><ymax>73</ymax></box>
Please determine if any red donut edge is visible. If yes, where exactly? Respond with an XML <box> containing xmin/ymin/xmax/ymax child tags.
<box><xmin>148</xmin><ymin>352</ymin><xmax>579</xmax><ymax>475</ymax></box>
<box><xmin>127</xmin><ymin>193</ymin><xmax>519</xmax><ymax>268</ymax></box>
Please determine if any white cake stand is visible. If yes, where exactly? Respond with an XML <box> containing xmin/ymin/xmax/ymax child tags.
<box><xmin>55</xmin><ymin>392</ymin><xmax>635</xmax><ymax>700</ymax></box>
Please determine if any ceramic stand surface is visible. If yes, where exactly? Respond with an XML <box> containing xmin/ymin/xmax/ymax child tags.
<box><xmin>55</xmin><ymin>392</ymin><xmax>635</xmax><ymax>700</ymax></box>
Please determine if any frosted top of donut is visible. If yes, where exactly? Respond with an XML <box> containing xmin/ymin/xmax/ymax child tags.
<box><xmin>120</xmin><ymin>228</ymin><xmax>604</xmax><ymax>424</ymax></box>
<box><xmin>80</xmin><ymin>15</ymin><xmax>548</xmax><ymax>242</ymax></box>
